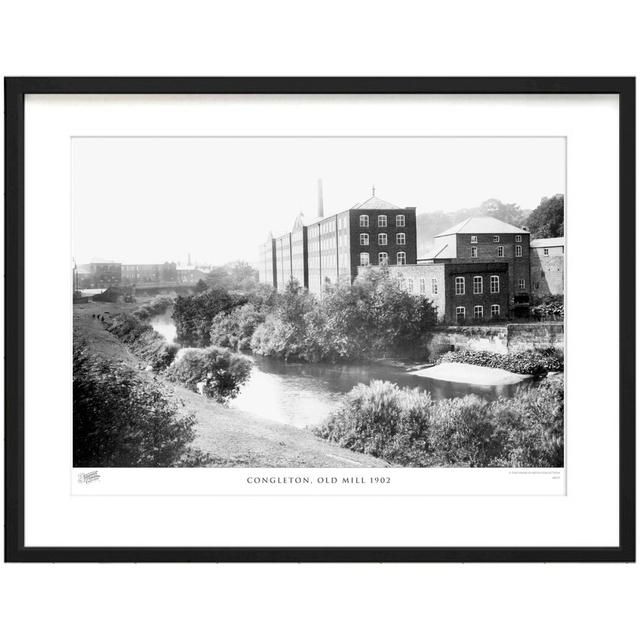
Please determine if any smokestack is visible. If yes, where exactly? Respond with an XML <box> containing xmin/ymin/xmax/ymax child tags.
<box><xmin>317</xmin><ymin>179</ymin><xmax>324</xmax><ymax>218</ymax></box>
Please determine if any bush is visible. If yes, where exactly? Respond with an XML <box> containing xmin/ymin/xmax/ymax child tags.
<box><xmin>438</xmin><ymin>348</ymin><xmax>563</xmax><ymax>375</ymax></box>
<box><xmin>166</xmin><ymin>346</ymin><xmax>252</xmax><ymax>401</ymax></box>
<box><xmin>315</xmin><ymin>377</ymin><xmax>564</xmax><ymax>468</ymax></box>
<box><xmin>106</xmin><ymin>313</ymin><xmax>178</xmax><ymax>371</ymax></box>
<box><xmin>210</xmin><ymin>303</ymin><xmax>266</xmax><ymax>351</ymax></box>
<box><xmin>132</xmin><ymin>295</ymin><xmax>174</xmax><ymax>321</ymax></box>
<box><xmin>73</xmin><ymin>337</ymin><xmax>207</xmax><ymax>467</ymax></box>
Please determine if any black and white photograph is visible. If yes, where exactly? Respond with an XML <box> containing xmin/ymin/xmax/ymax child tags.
<box><xmin>72</xmin><ymin>136</ymin><xmax>565</xmax><ymax>471</ymax></box>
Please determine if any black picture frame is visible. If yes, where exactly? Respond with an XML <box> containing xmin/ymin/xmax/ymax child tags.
<box><xmin>4</xmin><ymin>77</ymin><xmax>635</xmax><ymax>563</ymax></box>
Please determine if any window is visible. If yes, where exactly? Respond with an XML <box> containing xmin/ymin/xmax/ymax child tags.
<box><xmin>493</xmin><ymin>235</ymin><xmax>500</xmax><ymax>243</ymax></box>
<box><xmin>473</xmin><ymin>275</ymin><xmax>483</xmax><ymax>294</ymax></box>
<box><xmin>497</xmin><ymin>246</ymin><xmax>504</xmax><ymax>257</ymax></box>
<box><xmin>490</xmin><ymin>275</ymin><xmax>500</xmax><ymax>293</ymax></box>
<box><xmin>515</xmin><ymin>235</ymin><xmax>522</xmax><ymax>243</ymax></box>
<box><xmin>419</xmin><ymin>278</ymin><xmax>426</xmax><ymax>294</ymax></box>
<box><xmin>431</xmin><ymin>278</ymin><xmax>438</xmax><ymax>294</ymax></box>
<box><xmin>359</xmin><ymin>214</ymin><xmax>369</xmax><ymax>227</ymax></box>
<box><xmin>473</xmin><ymin>305</ymin><xmax>483</xmax><ymax>319</ymax></box>
<box><xmin>470</xmin><ymin>235</ymin><xmax>478</xmax><ymax>244</ymax></box>
<box><xmin>456</xmin><ymin>306</ymin><xmax>466</xmax><ymax>320</ymax></box>
<box><xmin>359</xmin><ymin>253</ymin><xmax>369</xmax><ymax>266</ymax></box>
<box><xmin>543</xmin><ymin>248</ymin><xmax>549</xmax><ymax>256</ymax></box>
<box><xmin>491</xmin><ymin>304</ymin><xmax>500</xmax><ymax>318</ymax></box>
<box><xmin>360</xmin><ymin>233</ymin><xmax>369</xmax><ymax>246</ymax></box>
<box><xmin>378</xmin><ymin>233</ymin><xmax>388</xmax><ymax>245</ymax></box>
<box><xmin>378</xmin><ymin>252</ymin><xmax>388</xmax><ymax>265</ymax></box>
<box><xmin>396</xmin><ymin>252</ymin><xmax>406</xmax><ymax>265</ymax></box>
<box><xmin>455</xmin><ymin>276</ymin><xmax>465</xmax><ymax>295</ymax></box>
<box><xmin>396</xmin><ymin>214</ymin><xmax>405</xmax><ymax>227</ymax></box>
<box><xmin>518</xmin><ymin>278</ymin><xmax>526</xmax><ymax>290</ymax></box>
<box><xmin>378</xmin><ymin>215</ymin><xmax>387</xmax><ymax>227</ymax></box>
<box><xmin>471</xmin><ymin>246</ymin><xmax>478</xmax><ymax>258</ymax></box>
<box><xmin>407</xmin><ymin>279</ymin><xmax>414</xmax><ymax>293</ymax></box>
<box><xmin>515</xmin><ymin>245</ymin><xmax>522</xmax><ymax>257</ymax></box>
<box><xmin>396</xmin><ymin>233</ymin><xmax>406</xmax><ymax>245</ymax></box>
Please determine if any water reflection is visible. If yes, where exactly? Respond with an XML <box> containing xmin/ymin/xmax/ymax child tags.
<box><xmin>229</xmin><ymin>355</ymin><xmax>535</xmax><ymax>429</ymax></box>
<box><xmin>150</xmin><ymin>309</ymin><xmax>177</xmax><ymax>344</ymax></box>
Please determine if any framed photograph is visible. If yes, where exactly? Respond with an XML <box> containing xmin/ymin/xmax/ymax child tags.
<box><xmin>4</xmin><ymin>77</ymin><xmax>635</xmax><ymax>562</ymax></box>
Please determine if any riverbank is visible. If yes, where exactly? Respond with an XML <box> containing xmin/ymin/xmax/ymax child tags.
<box><xmin>410</xmin><ymin>362</ymin><xmax>530</xmax><ymax>385</ymax></box>
<box><xmin>73</xmin><ymin>305</ymin><xmax>389</xmax><ymax>467</ymax></box>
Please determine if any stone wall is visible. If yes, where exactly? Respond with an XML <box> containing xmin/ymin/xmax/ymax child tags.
<box><xmin>425</xmin><ymin>322</ymin><xmax>564</xmax><ymax>360</ymax></box>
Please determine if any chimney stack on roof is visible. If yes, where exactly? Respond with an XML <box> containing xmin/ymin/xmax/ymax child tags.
<box><xmin>317</xmin><ymin>178</ymin><xmax>324</xmax><ymax>218</ymax></box>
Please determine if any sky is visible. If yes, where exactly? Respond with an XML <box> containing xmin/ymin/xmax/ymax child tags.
<box><xmin>72</xmin><ymin>137</ymin><xmax>565</xmax><ymax>265</ymax></box>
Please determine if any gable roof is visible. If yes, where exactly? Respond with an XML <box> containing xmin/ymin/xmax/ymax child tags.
<box><xmin>530</xmin><ymin>237</ymin><xmax>564</xmax><ymax>248</ymax></box>
<box><xmin>420</xmin><ymin>243</ymin><xmax>456</xmax><ymax>260</ymax></box>
<box><xmin>435</xmin><ymin>216</ymin><xmax>530</xmax><ymax>238</ymax></box>
<box><xmin>352</xmin><ymin>195</ymin><xmax>401</xmax><ymax>210</ymax></box>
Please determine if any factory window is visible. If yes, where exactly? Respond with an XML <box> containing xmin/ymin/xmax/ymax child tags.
<box><xmin>396</xmin><ymin>214</ymin><xmax>405</xmax><ymax>227</ymax></box>
<box><xmin>378</xmin><ymin>233</ymin><xmax>388</xmax><ymax>245</ymax></box>
<box><xmin>431</xmin><ymin>278</ymin><xmax>438</xmax><ymax>294</ymax></box>
<box><xmin>407</xmin><ymin>279</ymin><xmax>414</xmax><ymax>293</ymax></box>
<box><xmin>471</xmin><ymin>246</ymin><xmax>478</xmax><ymax>258</ymax></box>
<box><xmin>544</xmin><ymin>248</ymin><xmax>550</xmax><ymax>256</ymax></box>
<box><xmin>490</xmin><ymin>275</ymin><xmax>500</xmax><ymax>293</ymax></box>
<box><xmin>359</xmin><ymin>252</ymin><xmax>370</xmax><ymax>266</ymax></box>
<box><xmin>455</xmin><ymin>276</ymin><xmax>465</xmax><ymax>295</ymax></box>
<box><xmin>493</xmin><ymin>235</ymin><xmax>500</xmax><ymax>242</ymax></box>
<box><xmin>471</xmin><ymin>235</ymin><xmax>478</xmax><ymax>243</ymax></box>
<box><xmin>515</xmin><ymin>235</ymin><xmax>522</xmax><ymax>243</ymax></box>
<box><xmin>419</xmin><ymin>278</ymin><xmax>426</xmax><ymax>294</ymax></box>
<box><xmin>360</xmin><ymin>233</ymin><xmax>369</xmax><ymax>246</ymax></box>
<box><xmin>497</xmin><ymin>246</ymin><xmax>504</xmax><ymax>257</ymax></box>
<box><xmin>378</xmin><ymin>215</ymin><xmax>387</xmax><ymax>227</ymax></box>
<box><xmin>491</xmin><ymin>304</ymin><xmax>500</xmax><ymax>318</ymax></box>
<box><xmin>516</xmin><ymin>245</ymin><xmax>522</xmax><ymax>257</ymax></box>
<box><xmin>396</xmin><ymin>233</ymin><xmax>406</xmax><ymax>245</ymax></box>
<box><xmin>518</xmin><ymin>278</ymin><xmax>526</xmax><ymax>290</ymax></box>
<box><xmin>473</xmin><ymin>276</ymin><xmax>483</xmax><ymax>294</ymax></box>
<box><xmin>473</xmin><ymin>305</ymin><xmax>484</xmax><ymax>319</ymax></box>
<box><xmin>456</xmin><ymin>306</ymin><xmax>466</xmax><ymax>320</ymax></box>
<box><xmin>378</xmin><ymin>252</ymin><xmax>388</xmax><ymax>265</ymax></box>
<box><xmin>396</xmin><ymin>252</ymin><xmax>406</xmax><ymax>265</ymax></box>
<box><xmin>359</xmin><ymin>215</ymin><xmax>369</xmax><ymax>227</ymax></box>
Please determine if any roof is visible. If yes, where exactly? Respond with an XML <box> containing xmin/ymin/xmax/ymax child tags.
<box><xmin>435</xmin><ymin>216</ymin><xmax>530</xmax><ymax>237</ymax></box>
<box><xmin>530</xmin><ymin>237</ymin><xmax>564</xmax><ymax>248</ymax></box>
<box><xmin>420</xmin><ymin>243</ymin><xmax>456</xmax><ymax>260</ymax></box>
<box><xmin>351</xmin><ymin>195</ymin><xmax>401</xmax><ymax>210</ymax></box>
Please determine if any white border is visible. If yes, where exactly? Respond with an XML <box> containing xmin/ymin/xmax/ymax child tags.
<box><xmin>24</xmin><ymin>94</ymin><xmax>619</xmax><ymax>547</ymax></box>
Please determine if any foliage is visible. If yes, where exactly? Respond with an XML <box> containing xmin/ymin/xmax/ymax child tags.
<box><xmin>107</xmin><ymin>313</ymin><xmax>178</xmax><ymax>371</ymax></box>
<box><xmin>250</xmin><ymin>272</ymin><xmax>437</xmax><ymax>362</ymax></box>
<box><xmin>131</xmin><ymin>295</ymin><xmax>174</xmax><ymax>321</ymax></box>
<box><xmin>209</xmin><ymin>303</ymin><xmax>266</xmax><ymax>350</ymax></box>
<box><xmin>73</xmin><ymin>337</ymin><xmax>206</xmax><ymax>467</ymax></box>
<box><xmin>527</xmin><ymin>194</ymin><xmax>564</xmax><ymax>239</ymax></box>
<box><xmin>205</xmin><ymin>261</ymin><xmax>259</xmax><ymax>293</ymax></box>
<box><xmin>438</xmin><ymin>348</ymin><xmax>563</xmax><ymax>376</ymax></box>
<box><xmin>194</xmin><ymin>279</ymin><xmax>208</xmax><ymax>293</ymax></box>
<box><xmin>166</xmin><ymin>346</ymin><xmax>252</xmax><ymax>401</ymax></box>
<box><xmin>172</xmin><ymin>287</ymin><xmax>248</xmax><ymax>347</ymax></box>
<box><xmin>315</xmin><ymin>377</ymin><xmax>564</xmax><ymax>468</ymax></box>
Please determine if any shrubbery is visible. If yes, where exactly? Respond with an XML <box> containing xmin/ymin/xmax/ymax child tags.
<box><xmin>438</xmin><ymin>348</ymin><xmax>563</xmax><ymax>376</ymax></box>
<box><xmin>73</xmin><ymin>337</ymin><xmax>211</xmax><ymax>467</ymax></box>
<box><xmin>107</xmin><ymin>313</ymin><xmax>178</xmax><ymax>371</ymax></box>
<box><xmin>315</xmin><ymin>377</ymin><xmax>564</xmax><ymax>467</ymax></box>
<box><xmin>166</xmin><ymin>346</ymin><xmax>252</xmax><ymax>401</ymax></box>
<box><xmin>209</xmin><ymin>303</ymin><xmax>266</xmax><ymax>351</ymax></box>
<box><xmin>132</xmin><ymin>295</ymin><xmax>174</xmax><ymax>320</ymax></box>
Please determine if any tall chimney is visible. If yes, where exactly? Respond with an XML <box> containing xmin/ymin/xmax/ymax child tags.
<box><xmin>317</xmin><ymin>178</ymin><xmax>324</xmax><ymax>218</ymax></box>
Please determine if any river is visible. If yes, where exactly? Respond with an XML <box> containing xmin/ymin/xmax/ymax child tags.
<box><xmin>151</xmin><ymin>310</ymin><xmax>535</xmax><ymax>429</ymax></box>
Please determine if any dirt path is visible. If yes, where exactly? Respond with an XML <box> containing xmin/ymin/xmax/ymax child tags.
<box><xmin>74</xmin><ymin>306</ymin><xmax>389</xmax><ymax>468</ymax></box>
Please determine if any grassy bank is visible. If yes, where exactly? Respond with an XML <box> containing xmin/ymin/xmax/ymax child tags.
<box><xmin>438</xmin><ymin>348</ymin><xmax>563</xmax><ymax>376</ymax></box>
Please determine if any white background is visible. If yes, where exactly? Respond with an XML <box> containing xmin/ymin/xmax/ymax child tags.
<box><xmin>1</xmin><ymin>1</ymin><xmax>638</xmax><ymax>639</ymax></box>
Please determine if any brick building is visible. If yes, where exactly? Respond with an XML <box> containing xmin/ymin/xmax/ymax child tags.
<box><xmin>259</xmin><ymin>233</ymin><xmax>277</xmax><ymax>288</ymax></box>
<box><xmin>530</xmin><ymin>237</ymin><xmax>564</xmax><ymax>297</ymax></box>
<box><xmin>121</xmin><ymin>262</ymin><xmax>177</xmax><ymax>285</ymax></box>
<box><xmin>261</xmin><ymin>190</ymin><xmax>417</xmax><ymax>296</ymax></box>
<box><xmin>420</xmin><ymin>216</ymin><xmax>531</xmax><ymax>317</ymax></box>
<box><xmin>76</xmin><ymin>262</ymin><xmax>122</xmax><ymax>289</ymax></box>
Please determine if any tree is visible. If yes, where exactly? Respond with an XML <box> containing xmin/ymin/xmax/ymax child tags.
<box><xmin>194</xmin><ymin>278</ymin><xmax>208</xmax><ymax>293</ymax></box>
<box><xmin>527</xmin><ymin>194</ymin><xmax>564</xmax><ymax>239</ymax></box>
